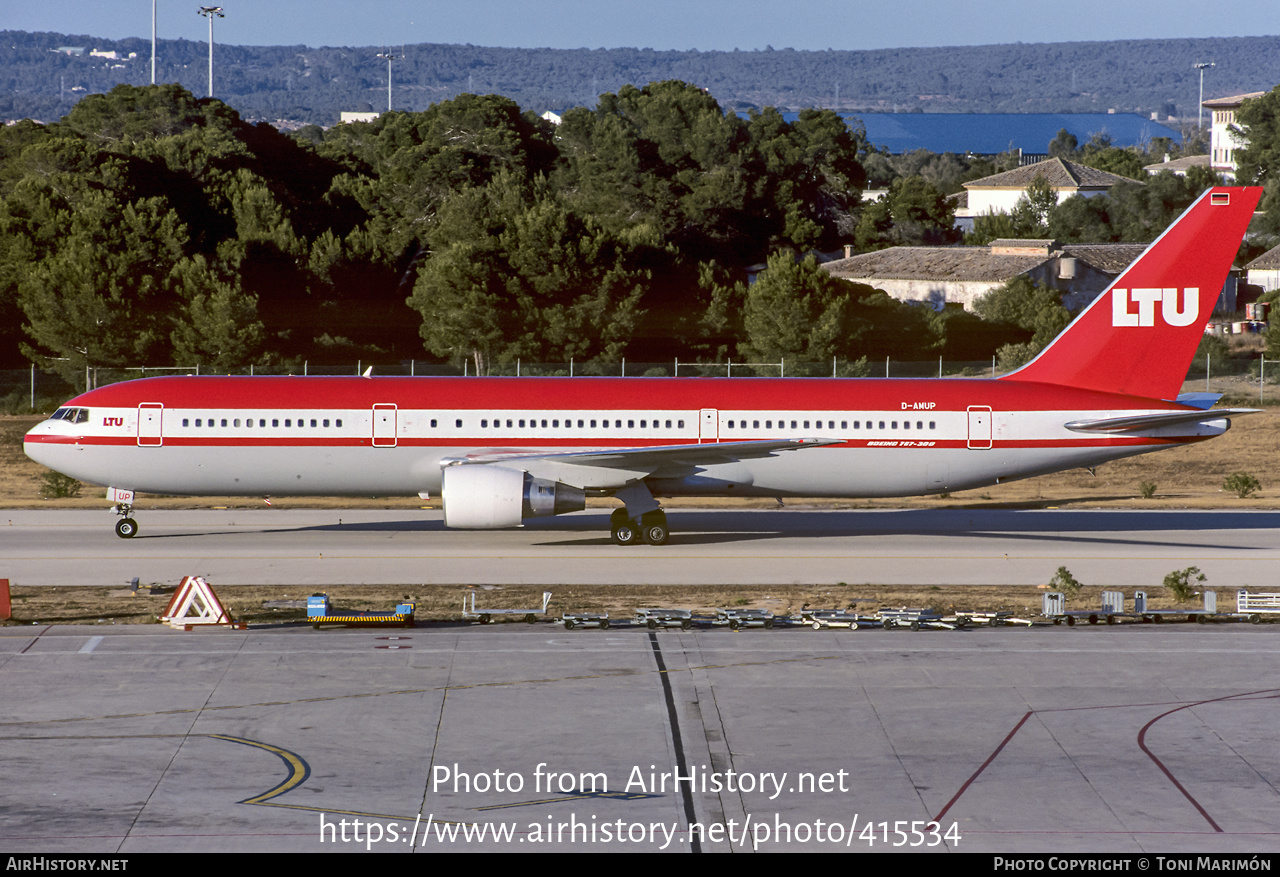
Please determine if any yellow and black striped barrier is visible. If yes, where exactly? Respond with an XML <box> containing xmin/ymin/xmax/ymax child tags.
<box><xmin>307</xmin><ymin>593</ymin><xmax>415</xmax><ymax>629</ymax></box>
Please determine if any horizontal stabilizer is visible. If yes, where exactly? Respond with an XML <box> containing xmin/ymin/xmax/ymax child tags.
<box><xmin>1174</xmin><ymin>393</ymin><xmax>1224</xmax><ymax>410</ymax></box>
<box><xmin>1064</xmin><ymin>408</ymin><xmax>1259</xmax><ymax>433</ymax></box>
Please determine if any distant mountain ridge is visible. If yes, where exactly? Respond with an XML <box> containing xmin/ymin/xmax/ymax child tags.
<box><xmin>2</xmin><ymin>29</ymin><xmax>1276</xmax><ymax>128</ymax></box>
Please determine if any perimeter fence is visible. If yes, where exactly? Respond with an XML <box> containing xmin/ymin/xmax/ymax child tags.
<box><xmin>1</xmin><ymin>354</ymin><xmax>1275</xmax><ymax>415</ymax></box>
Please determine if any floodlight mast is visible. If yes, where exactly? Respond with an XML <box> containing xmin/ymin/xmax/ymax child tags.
<box><xmin>151</xmin><ymin>0</ymin><xmax>156</xmax><ymax>84</ymax></box>
<box><xmin>378</xmin><ymin>50</ymin><xmax>401</xmax><ymax>111</ymax></box>
<box><xmin>1195</xmin><ymin>61</ymin><xmax>1215</xmax><ymax>131</ymax></box>
<box><xmin>198</xmin><ymin>6</ymin><xmax>225</xmax><ymax>98</ymax></box>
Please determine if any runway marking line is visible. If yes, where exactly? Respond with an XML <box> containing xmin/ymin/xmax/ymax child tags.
<box><xmin>209</xmin><ymin>734</ymin><xmax>311</xmax><ymax>805</ymax></box>
<box><xmin>0</xmin><ymin>731</ymin><xmax>475</xmax><ymax>828</ymax></box>
<box><xmin>1136</xmin><ymin>689</ymin><xmax>1280</xmax><ymax>833</ymax></box>
<box><xmin>935</xmin><ymin>687</ymin><xmax>1280</xmax><ymax>832</ymax></box>
<box><xmin>17</xmin><ymin>625</ymin><xmax>52</xmax><ymax>654</ymax></box>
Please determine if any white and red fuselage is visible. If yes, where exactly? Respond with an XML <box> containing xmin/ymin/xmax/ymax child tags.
<box><xmin>21</xmin><ymin>374</ymin><xmax>1229</xmax><ymax>499</ymax></box>
<box><xmin>22</xmin><ymin>186</ymin><xmax>1265</xmax><ymax>542</ymax></box>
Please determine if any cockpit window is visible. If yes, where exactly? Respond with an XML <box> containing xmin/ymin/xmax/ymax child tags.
<box><xmin>50</xmin><ymin>408</ymin><xmax>89</xmax><ymax>423</ymax></box>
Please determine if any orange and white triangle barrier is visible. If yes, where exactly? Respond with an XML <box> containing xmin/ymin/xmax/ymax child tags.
<box><xmin>160</xmin><ymin>576</ymin><xmax>244</xmax><ymax>630</ymax></box>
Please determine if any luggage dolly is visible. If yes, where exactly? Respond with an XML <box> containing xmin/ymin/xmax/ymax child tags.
<box><xmin>462</xmin><ymin>590</ymin><xmax>552</xmax><ymax>624</ymax></box>
<box><xmin>953</xmin><ymin>610</ymin><xmax>1018</xmax><ymax>627</ymax></box>
<box><xmin>878</xmin><ymin>607</ymin><xmax>962</xmax><ymax>630</ymax></box>
<box><xmin>561</xmin><ymin>612</ymin><xmax>610</xmax><ymax>630</ymax></box>
<box><xmin>1041</xmin><ymin>591</ymin><xmax>1129</xmax><ymax>626</ymax></box>
<box><xmin>634</xmin><ymin>608</ymin><xmax>693</xmax><ymax>630</ymax></box>
<box><xmin>1136</xmin><ymin>590</ymin><xmax>1220</xmax><ymax>624</ymax></box>
<box><xmin>1236</xmin><ymin>590</ymin><xmax>1280</xmax><ymax>624</ymax></box>
<box><xmin>804</xmin><ymin>609</ymin><xmax>864</xmax><ymax>631</ymax></box>
<box><xmin>715</xmin><ymin>608</ymin><xmax>776</xmax><ymax>630</ymax></box>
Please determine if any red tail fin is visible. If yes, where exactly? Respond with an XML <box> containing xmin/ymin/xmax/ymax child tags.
<box><xmin>1003</xmin><ymin>186</ymin><xmax>1261</xmax><ymax>399</ymax></box>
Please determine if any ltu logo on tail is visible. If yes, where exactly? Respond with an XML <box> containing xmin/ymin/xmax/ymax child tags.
<box><xmin>1111</xmin><ymin>288</ymin><xmax>1199</xmax><ymax>327</ymax></box>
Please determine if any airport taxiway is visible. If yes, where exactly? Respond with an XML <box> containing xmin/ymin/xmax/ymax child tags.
<box><xmin>1</xmin><ymin>507</ymin><xmax>1278</xmax><ymax>587</ymax></box>
<box><xmin>2</xmin><ymin>621</ymin><xmax>1278</xmax><ymax>853</ymax></box>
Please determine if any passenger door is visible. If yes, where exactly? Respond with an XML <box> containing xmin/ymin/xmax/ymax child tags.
<box><xmin>372</xmin><ymin>404</ymin><xmax>397</xmax><ymax>447</ymax></box>
<box><xmin>967</xmin><ymin>406</ymin><xmax>992</xmax><ymax>450</ymax></box>
<box><xmin>137</xmin><ymin>403</ymin><xmax>163</xmax><ymax>447</ymax></box>
<box><xmin>699</xmin><ymin>408</ymin><xmax>718</xmax><ymax>443</ymax></box>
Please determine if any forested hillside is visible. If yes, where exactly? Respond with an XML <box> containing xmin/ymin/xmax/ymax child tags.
<box><xmin>2</xmin><ymin>30</ymin><xmax>1277</xmax><ymax>127</ymax></box>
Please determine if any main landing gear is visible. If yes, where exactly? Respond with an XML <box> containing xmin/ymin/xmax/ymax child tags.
<box><xmin>610</xmin><ymin>508</ymin><xmax>669</xmax><ymax>546</ymax></box>
<box><xmin>609</xmin><ymin>481</ymin><xmax>669</xmax><ymax>546</ymax></box>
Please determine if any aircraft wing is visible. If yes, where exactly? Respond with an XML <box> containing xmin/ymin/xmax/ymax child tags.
<box><xmin>1064</xmin><ymin>408</ymin><xmax>1260</xmax><ymax>433</ymax></box>
<box><xmin>442</xmin><ymin>438</ymin><xmax>842</xmax><ymax>488</ymax></box>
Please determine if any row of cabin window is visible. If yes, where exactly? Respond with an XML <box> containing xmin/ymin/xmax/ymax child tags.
<box><xmin>181</xmin><ymin>417</ymin><xmax>344</xmax><ymax>429</ymax></box>
<box><xmin>172</xmin><ymin>414</ymin><xmax>934</xmax><ymax>432</ymax></box>
<box><xmin>479</xmin><ymin>417</ymin><xmax>687</xmax><ymax>429</ymax></box>
<box><xmin>473</xmin><ymin>416</ymin><xmax>938</xmax><ymax>431</ymax></box>
<box><xmin>726</xmin><ymin>419</ymin><xmax>937</xmax><ymax>430</ymax></box>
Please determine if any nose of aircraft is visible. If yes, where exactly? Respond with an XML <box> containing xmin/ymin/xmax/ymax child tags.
<box><xmin>23</xmin><ymin>417</ymin><xmax>74</xmax><ymax>472</ymax></box>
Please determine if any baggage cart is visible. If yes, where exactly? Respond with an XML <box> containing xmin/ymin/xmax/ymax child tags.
<box><xmin>634</xmin><ymin>608</ymin><xmax>693</xmax><ymax>630</ymax></box>
<box><xmin>715</xmin><ymin>608</ymin><xmax>775</xmax><ymax>630</ymax></box>
<box><xmin>463</xmin><ymin>590</ymin><xmax>552</xmax><ymax>624</ymax></box>
<box><xmin>1236</xmin><ymin>590</ymin><xmax>1280</xmax><ymax>624</ymax></box>
<box><xmin>878</xmin><ymin>607</ymin><xmax>962</xmax><ymax>630</ymax></box>
<box><xmin>1135</xmin><ymin>590</ymin><xmax>1219</xmax><ymax>623</ymax></box>
<box><xmin>805</xmin><ymin>609</ymin><xmax>865</xmax><ymax>631</ymax></box>
<box><xmin>561</xmin><ymin>612</ymin><xmax>610</xmax><ymax>630</ymax></box>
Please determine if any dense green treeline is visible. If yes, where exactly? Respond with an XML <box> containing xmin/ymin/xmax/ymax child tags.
<box><xmin>3</xmin><ymin>82</ymin><xmax>1276</xmax><ymax>391</ymax></box>
<box><xmin>0</xmin><ymin>81</ymin><xmax>899</xmax><ymax>381</ymax></box>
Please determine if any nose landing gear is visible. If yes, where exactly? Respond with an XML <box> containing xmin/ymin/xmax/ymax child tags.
<box><xmin>112</xmin><ymin>501</ymin><xmax>138</xmax><ymax>538</ymax></box>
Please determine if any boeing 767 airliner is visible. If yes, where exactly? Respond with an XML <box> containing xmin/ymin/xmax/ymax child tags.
<box><xmin>24</xmin><ymin>187</ymin><xmax>1262</xmax><ymax>545</ymax></box>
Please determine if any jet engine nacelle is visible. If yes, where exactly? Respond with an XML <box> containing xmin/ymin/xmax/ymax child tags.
<box><xmin>441</xmin><ymin>465</ymin><xmax>586</xmax><ymax>529</ymax></box>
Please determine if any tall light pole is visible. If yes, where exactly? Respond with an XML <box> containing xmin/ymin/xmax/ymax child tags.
<box><xmin>378</xmin><ymin>50</ymin><xmax>400</xmax><ymax>112</ymax></box>
<box><xmin>198</xmin><ymin>6</ymin><xmax>224</xmax><ymax>98</ymax></box>
<box><xmin>150</xmin><ymin>0</ymin><xmax>156</xmax><ymax>84</ymax></box>
<box><xmin>1195</xmin><ymin>61</ymin><xmax>1215</xmax><ymax>131</ymax></box>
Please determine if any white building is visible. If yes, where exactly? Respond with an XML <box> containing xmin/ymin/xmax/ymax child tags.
<box><xmin>821</xmin><ymin>240</ymin><xmax>1146</xmax><ymax>311</ymax></box>
<box><xmin>1245</xmin><ymin>244</ymin><xmax>1280</xmax><ymax>293</ymax></box>
<box><xmin>1142</xmin><ymin>154</ymin><xmax>1212</xmax><ymax>178</ymax></box>
<box><xmin>955</xmin><ymin>157</ymin><xmax>1135</xmax><ymax>229</ymax></box>
<box><xmin>1202</xmin><ymin>91</ymin><xmax>1267</xmax><ymax>181</ymax></box>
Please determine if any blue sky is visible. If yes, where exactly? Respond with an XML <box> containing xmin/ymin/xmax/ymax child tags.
<box><xmin>5</xmin><ymin>1</ymin><xmax>1277</xmax><ymax>51</ymax></box>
